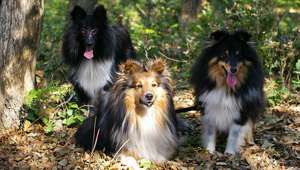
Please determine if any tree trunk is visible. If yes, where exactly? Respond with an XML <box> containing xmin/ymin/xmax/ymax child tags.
<box><xmin>179</xmin><ymin>0</ymin><xmax>202</xmax><ymax>24</ymax></box>
<box><xmin>0</xmin><ymin>0</ymin><xmax>44</xmax><ymax>130</ymax></box>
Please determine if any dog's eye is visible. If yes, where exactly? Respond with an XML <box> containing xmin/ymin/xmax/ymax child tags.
<box><xmin>152</xmin><ymin>83</ymin><xmax>157</xmax><ymax>87</ymax></box>
<box><xmin>223</xmin><ymin>51</ymin><xmax>229</xmax><ymax>59</ymax></box>
<box><xmin>81</xmin><ymin>28</ymin><xmax>87</xmax><ymax>34</ymax></box>
<box><xmin>91</xmin><ymin>28</ymin><xmax>98</xmax><ymax>35</ymax></box>
<box><xmin>136</xmin><ymin>84</ymin><xmax>142</xmax><ymax>88</ymax></box>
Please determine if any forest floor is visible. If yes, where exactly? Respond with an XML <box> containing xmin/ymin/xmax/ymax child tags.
<box><xmin>0</xmin><ymin>88</ymin><xmax>300</xmax><ymax>170</ymax></box>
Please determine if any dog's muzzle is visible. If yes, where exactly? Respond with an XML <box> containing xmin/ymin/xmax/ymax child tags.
<box><xmin>140</xmin><ymin>92</ymin><xmax>155</xmax><ymax>107</ymax></box>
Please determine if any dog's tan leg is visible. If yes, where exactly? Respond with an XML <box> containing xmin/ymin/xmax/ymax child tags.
<box><xmin>246</xmin><ymin>120</ymin><xmax>255</xmax><ymax>145</ymax></box>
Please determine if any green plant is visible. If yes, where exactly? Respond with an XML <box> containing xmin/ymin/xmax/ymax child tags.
<box><xmin>291</xmin><ymin>59</ymin><xmax>300</xmax><ymax>89</ymax></box>
<box><xmin>25</xmin><ymin>81</ymin><xmax>70</xmax><ymax>117</ymax></box>
<box><xmin>139</xmin><ymin>160</ymin><xmax>156</xmax><ymax>169</ymax></box>
<box><xmin>37</xmin><ymin>0</ymin><xmax>68</xmax><ymax>76</ymax></box>
<box><xmin>60</xmin><ymin>102</ymin><xmax>88</xmax><ymax>126</ymax></box>
<box><xmin>24</xmin><ymin>81</ymin><xmax>88</xmax><ymax>132</ymax></box>
<box><xmin>265</xmin><ymin>79</ymin><xmax>294</xmax><ymax>106</ymax></box>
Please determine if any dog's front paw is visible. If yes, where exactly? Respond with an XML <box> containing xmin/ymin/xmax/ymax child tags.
<box><xmin>247</xmin><ymin>141</ymin><xmax>255</xmax><ymax>145</ymax></box>
<box><xmin>206</xmin><ymin>147</ymin><xmax>215</xmax><ymax>154</ymax></box>
<box><xmin>119</xmin><ymin>155</ymin><xmax>144</xmax><ymax>170</ymax></box>
<box><xmin>224</xmin><ymin>149</ymin><xmax>236</xmax><ymax>155</ymax></box>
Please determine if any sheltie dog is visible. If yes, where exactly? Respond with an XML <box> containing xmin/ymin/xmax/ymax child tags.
<box><xmin>63</xmin><ymin>5</ymin><xmax>136</xmax><ymax>104</ymax></box>
<box><xmin>75</xmin><ymin>59</ymin><xmax>178</xmax><ymax>163</ymax></box>
<box><xmin>191</xmin><ymin>30</ymin><xmax>265</xmax><ymax>155</ymax></box>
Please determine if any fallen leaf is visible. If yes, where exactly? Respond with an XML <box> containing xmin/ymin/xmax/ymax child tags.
<box><xmin>34</xmin><ymin>124</ymin><xmax>43</xmax><ymax>131</ymax></box>
<box><xmin>293</xmin><ymin>145</ymin><xmax>300</xmax><ymax>151</ymax></box>
<box><xmin>23</xmin><ymin>120</ymin><xmax>31</xmax><ymax>132</ymax></box>
<box><xmin>262</xmin><ymin>140</ymin><xmax>275</xmax><ymax>148</ymax></box>
<box><xmin>274</xmin><ymin>106</ymin><xmax>286</xmax><ymax>112</ymax></box>
<box><xmin>281</xmin><ymin>136</ymin><xmax>291</xmax><ymax>142</ymax></box>
<box><xmin>215</xmin><ymin>151</ymin><xmax>223</xmax><ymax>157</ymax></box>
<box><xmin>249</xmin><ymin>145</ymin><xmax>260</xmax><ymax>153</ymax></box>
<box><xmin>15</xmin><ymin>157</ymin><xmax>22</xmax><ymax>161</ymax></box>
<box><xmin>39</xmin><ymin>162</ymin><xmax>54</xmax><ymax>168</ymax></box>
<box><xmin>35</xmin><ymin>70</ymin><xmax>45</xmax><ymax>77</ymax></box>
<box><xmin>58</xmin><ymin>158</ymin><xmax>68</xmax><ymax>166</ymax></box>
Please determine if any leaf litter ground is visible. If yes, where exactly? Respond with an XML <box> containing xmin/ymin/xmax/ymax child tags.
<box><xmin>0</xmin><ymin>89</ymin><xmax>299</xmax><ymax>170</ymax></box>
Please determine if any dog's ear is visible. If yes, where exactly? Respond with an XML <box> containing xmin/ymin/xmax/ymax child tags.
<box><xmin>206</xmin><ymin>30</ymin><xmax>229</xmax><ymax>47</ymax></box>
<box><xmin>119</xmin><ymin>60</ymin><xmax>142</xmax><ymax>76</ymax></box>
<box><xmin>93</xmin><ymin>5</ymin><xmax>107</xmax><ymax>22</ymax></box>
<box><xmin>71</xmin><ymin>6</ymin><xmax>86</xmax><ymax>21</ymax></box>
<box><xmin>147</xmin><ymin>58</ymin><xmax>166</xmax><ymax>75</ymax></box>
<box><xmin>234</xmin><ymin>31</ymin><xmax>252</xmax><ymax>42</ymax></box>
<box><xmin>210</xmin><ymin>30</ymin><xmax>229</xmax><ymax>42</ymax></box>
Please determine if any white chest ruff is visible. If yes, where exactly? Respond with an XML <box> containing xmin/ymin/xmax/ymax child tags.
<box><xmin>76</xmin><ymin>59</ymin><xmax>114</xmax><ymax>100</ymax></box>
<box><xmin>113</xmin><ymin>108</ymin><xmax>177</xmax><ymax>163</ymax></box>
<box><xmin>199</xmin><ymin>88</ymin><xmax>242</xmax><ymax>131</ymax></box>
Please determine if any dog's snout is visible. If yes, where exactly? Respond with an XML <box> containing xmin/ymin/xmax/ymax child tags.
<box><xmin>230</xmin><ymin>66</ymin><xmax>237</xmax><ymax>74</ymax></box>
<box><xmin>87</xmin><ymin>42</ymin><xmax>93</xmax><ymax>46</ymax></box>
<box><xmin>145</xmin><ymin>93</ymin><xmax>153</xmax><ymax>100</ymax></box>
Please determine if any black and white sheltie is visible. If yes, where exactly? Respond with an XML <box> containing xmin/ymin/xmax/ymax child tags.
<box><xmin>191</xmin><ymin>30</ymin><xmax>265</xmax><ymax>155</ymax></box>
<box><xmin>63</xmin><ymin>5</ymin><xmax>136</xmax><ymax>104</ymax></box>
<box><xmin>75</xmin><ymin>59</ymin><xmax>178</xmax><ymax>163</ymax></box>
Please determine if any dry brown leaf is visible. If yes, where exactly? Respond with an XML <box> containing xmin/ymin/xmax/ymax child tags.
<box><xmin>249</xmin><ymin>145</ymin><xmax>260</xmax><ymax>153</ymax></box>
<box><xmin>33</xmin><ymin>141</ymin><xmax>43</xmax><ymax>147</ymax></box>
<box><xmin>170</xmin><ymin>164</ymin><xmax>179</xmax><ymax>170</ymax></box>
<box><xmin>110</xmin><ymin>163</ymin><xmax>120</xmax><ymax>170</ymax></box>
<box><xmin>215</xmin><ymin>151</ymin><xmax>223</xmax><ymax>157</ymax></box>
<box><xmin>35</xmin><ymin>70</ymin><xmax>45</xmax><ymax>77</ymax></box>
<box><xmin>39</xmin><ymin>162</ymin><xmax>55</xmax><ymax>168</ymax></box>
<box><xmin>34</xmin><ymin>124</ymin><xmax>43</xmax><ymax>131</ymax></box>
<box><xmin>30</xmin><ymin>164</ymin><xmax>39</xmax><ymax>170</ymax></box>
<box><xmin>58</xmin><ymin>158</ymin><xmax>68</xmax><ymax>166</ymax></box>
<box><xmin>281</xmin><ymin>136</ymin><xmax>291</xmax><ymax>142</ymax></box>
<box><xmin>14</xmin><ymin>157</ymin><xmax>22</xmax><ymax>161</ymax></box>
<box><xmin>24</xmin><ymin>120</ymin><xmax>32</xmax><ymax>132</ymax></box>
<box><xmin>293</xmin><ymin>145</ymin><xmax>300</xmax><ymax>151</ymax></box>
<box><xmin>84</xmin><ymin>152</ymin><xmax>90</xmax><ymax>160</ymax></box>
<box><xmin>241</xmin><ymin>149</ymin><xmax>251</xmax><ymax>160</ymax></box>
<box><xmin>274</xmin><ymin>106</ymin><xmax>286</xmax><ymax>112</ymax></box>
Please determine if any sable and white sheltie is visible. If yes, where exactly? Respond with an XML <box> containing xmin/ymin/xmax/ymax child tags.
<box><xmin>191</xmin><ymin>30</ymin><xmax>265</xmax><ymax>155</ymax></box>
<box><xmin>75</xmin><ymin>59</ymin><xmax>178</xmax><ymax>163</ymax></box>
<box><xmin>62</xmin><ymin>5</ymin><xmax>136</xmax><ymax>104</ymax></box>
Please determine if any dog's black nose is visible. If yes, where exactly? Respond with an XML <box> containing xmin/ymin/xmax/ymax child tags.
<box><xmin>145</xmin><ymin>93</ymin><xmax>153</xmax><ymax>100</ymax></box>
<box><xmin>230</xmin><ymin>66</ymin><xmax>237</xmax><ymax>74</ymax></box>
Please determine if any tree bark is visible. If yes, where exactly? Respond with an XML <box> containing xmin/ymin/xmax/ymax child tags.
<box><xmin>179</xmin><ymin>0</ymin><xmax>202</xmax><ymax>24</ymax></box>
<box><xmin>0</xmin><ymin>0</ymin><xmax>44</xmax><ymax>130</ymax></box>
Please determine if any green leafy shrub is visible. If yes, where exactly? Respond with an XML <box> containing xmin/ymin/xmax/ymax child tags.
<box><xmin>24</xmin><ymin>82</ymin><xmax>87</xmax><ymax>132</ymax></box>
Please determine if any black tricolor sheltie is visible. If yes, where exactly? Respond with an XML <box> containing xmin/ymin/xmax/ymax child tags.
<box><xmin>191</xmin><ymin>30</ymin><xmax>265</xmax><ymax>155</ymax></box>
<box><xmin>75</xmin><ymin>59</ymin><xmax>178</xmax><ymax>163</ymax></box>
<box><xmin>63</xmin><ymin>5</ymin><xmax>136</xmax><ymax>104</ymax></box>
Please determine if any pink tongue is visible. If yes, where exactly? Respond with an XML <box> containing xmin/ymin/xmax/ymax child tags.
<box><xmin>84</xmin><ymin>47</ymin><xmax>94</xmax><ymax>59</ymax></box>
<box><xmin>226</xmin><ymin>73</ymin><xmax>237</xmax><ymax>87</ymax></box>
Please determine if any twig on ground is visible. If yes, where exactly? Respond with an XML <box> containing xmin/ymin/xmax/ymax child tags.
<box><xmin>53</xmin><ymin>93</ymin><xmax>74</xmax><ymax>118</ymax></box>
